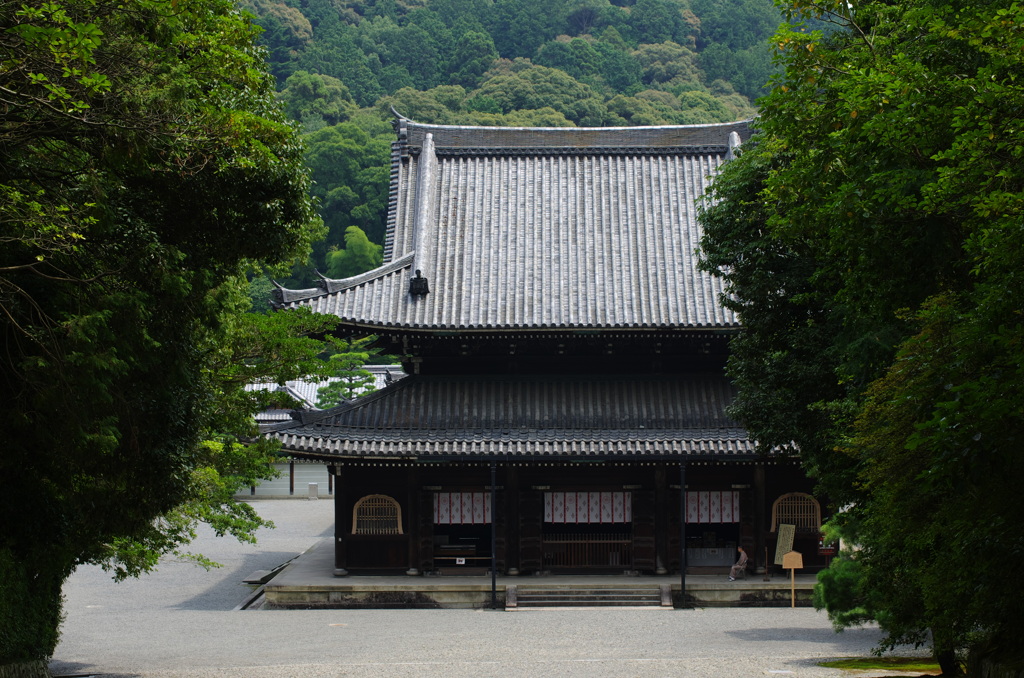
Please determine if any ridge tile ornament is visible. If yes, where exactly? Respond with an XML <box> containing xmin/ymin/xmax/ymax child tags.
<box><xmin>409</xmin><ymin>270</ymin><xmax>429</xmax><ymax>297</ymax></box>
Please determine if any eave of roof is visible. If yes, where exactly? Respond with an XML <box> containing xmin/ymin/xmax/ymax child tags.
<box><xmin>263</xmin><ymin>373</ymin><xmax>762</xmax><ymax>461</ymax></box>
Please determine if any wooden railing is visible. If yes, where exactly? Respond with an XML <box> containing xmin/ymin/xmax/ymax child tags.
<box><xmin>543</xmin><ymin>533</ymin><xmax>632</xmax><ymax>569</ymax></box>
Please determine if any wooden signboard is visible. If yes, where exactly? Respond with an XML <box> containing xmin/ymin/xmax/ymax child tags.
<box><xmin>775</xmin><ymin>524</ymin><xmax>796</xmax><ymax>565</ymax></box>
<box><xmin>782</xmin><ymin>550</ymin><xmax>803</xmax><ymax>608</ymax></box>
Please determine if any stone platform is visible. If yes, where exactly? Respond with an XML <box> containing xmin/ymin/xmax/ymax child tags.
<box><xmin>261</xmin><ymin>539</ymin><xmax>818</xmax><ymax>610</ymax></box>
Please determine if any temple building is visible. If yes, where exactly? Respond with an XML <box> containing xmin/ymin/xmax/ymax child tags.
<box><xmin>265</xmin><ymin>116</ymin><xmax>828</xmax><ymax>577</ymax></box>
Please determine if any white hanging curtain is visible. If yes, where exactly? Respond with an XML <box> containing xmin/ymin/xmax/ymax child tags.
<box><xmin>543</xmin><ymin>491</ymin><xmax>632</xmax><ymax>524</ymax></box>
<box><xmin>433</xmin><ymin>492</ymin><xmax>492</xmax><ymax>525</ymax></box>
<box><xmin>685</xmin><ymin>490</ymin><xmax>741</xmax><ymax>523</ymax></box>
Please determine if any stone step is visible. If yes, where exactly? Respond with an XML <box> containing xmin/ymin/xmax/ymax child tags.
<box><xmin>517</xmin><ymin>590</ymin><xmax>659</xmax><ymax>599</ymax></box>
<box><xmin>520</xmin><ymin>594</ymin><xmax>655</xmax><ymax>602</ymax></box>
<box><xmin>518</xmin><ymin>600</ymin><xmax>656</xmax><ymax>607</ymax></box>
<box><xmin>509</xmin><ymin>585</ymin><xmax>669</xmax><ymax>608</ymax></box>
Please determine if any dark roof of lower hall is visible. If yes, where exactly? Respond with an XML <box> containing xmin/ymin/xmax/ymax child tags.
<box><xmin>272</xmin><ymin>117</ymin><xmax>752</xmax><ymax>333</ymax></box>
<box><xmin>262</xmin><ymin>373</ymin><xmax>758</xmax><ymax>461</ymax></box>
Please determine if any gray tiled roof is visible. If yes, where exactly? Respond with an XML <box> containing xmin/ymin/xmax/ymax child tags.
<box><xmin>274</xmin><ymin>118</ymin><xmax>750</xmax><ymax>331</ymax></box>
<box><xmin>264</xmin><ymin>373</ymin><xmax>757</xmax><ymax>460</ymax></box>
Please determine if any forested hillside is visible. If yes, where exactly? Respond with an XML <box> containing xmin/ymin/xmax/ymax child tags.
<box><xmin>240</xmin><ymin>0</ymin><xmax>782</xmax><ymax>287</ymax></box>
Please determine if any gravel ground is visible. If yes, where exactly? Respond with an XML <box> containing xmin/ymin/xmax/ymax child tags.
<box><xmin>51</xmin><ymin>499</ymin><xmax>914</xmax><ymax>678</ymax></box>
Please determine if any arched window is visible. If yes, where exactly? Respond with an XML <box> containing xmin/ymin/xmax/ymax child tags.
<box><xmin>352</xmin><ymin>494</ymin><xmax>404</xmax><ymax>535</ymax></box>
<box><xmin>770</xmin><ymin>492</ymin><xmax>821</xmax><ymax>532</ymax></box>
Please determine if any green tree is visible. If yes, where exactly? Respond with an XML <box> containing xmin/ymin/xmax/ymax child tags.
<box><xmin>633</xmin><ymin>41</ymin><xmax>701</xmax><ymax>86</ymax></box>
<box><xmin>0</xmin><ymin>0</ymin><xmax>324</xmax><ymax>672</ymax></box>
<box><xmin>248</xmin><ymin>275</ymin><xmax>278</xmax><ymax>313</ymax></box>
<box><xmin>279</xmin><ymin>70</ymin><xmax>358</xmax><ymax>127</ymax></box>
<box><xmin>472</xmin><ymin>60</ymin><xmax>613</xmax><ymax>125</ymax></box>
<box><xmin>430</xmin><ymin>0</ymin><xmax>491</xmax><ymax>29</ymax></box>
<box><xmin>485</xmin><ymin>0</ymin><xmax>564</xmax><ymax>59</ymax></box>
<box><xmin>303</xmin><ymin>122</ymin><xmax>391</xmax><ymax>246</ymax></box>
<box><xmin>674</xmin><ymin>89</ymin><xmax>734</xmax><ymax>123</ymax></box>
<box><xmin>692</xmin><ymin>0</ymin><xmax>780</xmax><ymax>51</ymax></box>
<box><xmin>592</xmin><ymin>40</ymin><xmax>642</xmax><ymax>93</ymax></box>
<box><xmin>355</xmin><ymin>16</ymin><xmax>442</xmax><ymax>91</ymax></box>
<box><xmin>502</xmin><ymin>106</ymin><xmax>576</xmax><ymax>126</ymax></box>
<box><xmin>698</xmin><ymin>139</ymin><xmax>850</xmax><ymax>495</ymax></box>
<box><xmin>698</xmin><ymin>42</ymin><xmax>775</xmax><ymax>100</ymax></box>
<box><xmin>389</xmin><ymin>22</ymin><xmax>442</xmax><ymax>88</ymax></box>
<box><xmin>324</xmin><ymin>225</ymin><xmax>384</xmax><ymax>278</ymax></box>
<box><xmin>296</xmin><ymin>28</ymin><xmax>384</xmax><ymax>106</ymax></box>
<box><xmin>447</xmin><ymin>29</ymin><xmax>499</xmax><ymax>88</ymax></box>
<box><xmin>566</xmin><ymin>0</ymin><xmax>608</xmax><ymax>35</ymax></box>
<box><xmin>630</xmin><ymin>0</ymin><xmax>686</xmax><ymax>44</ymax></box>
<box><xmin>238</xmin><ymin>0</ymin><xmax>314</xmax><ymax>80</ymax></box>
<box><xmin>316</xmin><ymin>337</ymin><xmax>380</xmax><ymax>407</ymax></box>
<box><xmin>241</xmin><ymin>0</ymin><xmax>781</xmax><ymax>120</ymax></box>
<box><xmin>535</xmin><ymin>39</ymin><xmax>580</xmax><ymax>75</ymax></box>
<box><xmin>379</xmin><ymin>85</ymin><xmax>459</xmax><ymax>123</ymax></box>
<box><xmin>101</xmin><ymin>298</ymin><xmax>342</xmax><ymax>579</ymax></box>
<box><xmin>699</xmin><ymin>0</ymin><xmax>1024</xmax><ymax>671</ymax></box>
<box><xmin>536</xmin><ymin>36</ymin><xmax>626</xmax><ymax>89</ymax></box>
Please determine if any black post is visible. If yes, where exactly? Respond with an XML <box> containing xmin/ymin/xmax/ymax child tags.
<box><xmin>490</xmin><ymin>461</ymin><xmax>498</xmax><ymax>609</ymax></box>
<box><xmin>679</xmin><ymin>461</ymin><xmax>687</xmax><ymax>607</ymax></box>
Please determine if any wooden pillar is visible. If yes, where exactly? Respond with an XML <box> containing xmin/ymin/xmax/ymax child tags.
<box><xmin>754</xmin><ymin>464</ymin><xmax>766</xmax><ymax>574</ymax></box>
<box><xmin>406</xmin><ymin>466</ymin><xmax>419</xmax><ymax>575</ymax></box>
<box><xmin>655</xmin><ymin>466</ymin><xmax>668</xmax><ymax>575</ymax></box>
<box><xmin>331</xmin><ymin>464</ymin><xmax>348</xmax><ymax>576</ymax></box>
<box><xmin>490</xmin><ymin>462</ymin><xmax>498</xmax><ymax>607</ymax></box>
<box><xmin>505</xmin><ymin>466</ymin><xmax>520</xmax><ymax>575</ymax></box>
<box><xmin>679</xmin><ymin>461</ymin><xmax>688</xmax><ymax>603</ymax></box>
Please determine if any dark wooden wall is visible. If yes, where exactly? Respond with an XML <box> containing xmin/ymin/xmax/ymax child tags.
<box><xmin>330</xmin><ymin>460</ymin><xmax>827</xmax><ymax>576</ymax></box>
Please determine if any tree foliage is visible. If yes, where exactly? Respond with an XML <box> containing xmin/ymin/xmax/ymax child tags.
<box><xmin>315</xmin><ymin>336</ymin><xmax>380</xmax><ymax>407</ymax></box>
<box><xmin>0</xmin><ymin>0</ymin><xmax>327</xmax><ymax>669</ymax></box>
<box><xmin>325</xmin><ymin>226</ymin><xmax>384</xmax><ymax>278</ymax></box>
<box><xmin>304</xmin><ymin>120</ymin><xmax>391</xmax><ymax>245</ymax></box>
<box><xmin>280</xmin><ymin>70</ymin><xmax>358</xmax><ymax>129</ymax></box>
<box><xmin>699</xmin><ymin>0</ymin><xmax>1024</xmax><ymax>670</ymax></box>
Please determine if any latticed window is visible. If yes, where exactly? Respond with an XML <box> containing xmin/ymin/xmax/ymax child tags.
<box><xmin>771</xmin><ymin>492</ymin><xmax>821</xmax><ymax>532</ymax></box>
<box><xmin>352</xmin><ymin>494</ymin><xmax>404</xmax><ymax>535</ymax></box>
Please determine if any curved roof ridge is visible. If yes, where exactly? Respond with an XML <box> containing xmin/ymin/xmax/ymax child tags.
<box><xmin>396</xmin><ymin>115</ymin><xmax>753</xmax><ymax>135</ymax></box>
<box><xmin>317</xmin><ymin>251</ymin><xmax>414</xmax><ymax>292</ymax></box>
<box><xmin>391</xmin><ymin>113</ymin><xmax>753</xmax><ymax>152</ymax></box>
<box><xmin>273</xmin><ymin>252</ymin><xmax>413</xmax><ymax>304</ymax></box>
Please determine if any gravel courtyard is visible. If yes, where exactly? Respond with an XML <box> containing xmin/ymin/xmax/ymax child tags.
<box><xmin>51</xmin><ymin>499</ymin><xmax>913</xmax><ymax>678</ymax></box>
